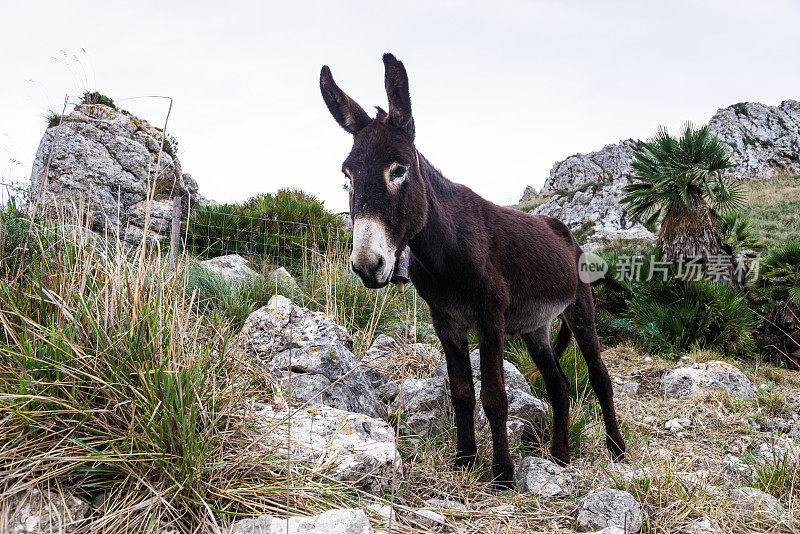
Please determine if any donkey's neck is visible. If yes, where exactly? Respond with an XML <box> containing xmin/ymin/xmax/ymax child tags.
<box><xmin>408</xmin><ymin>153</ymin><xmax>462</xmax><ymax>274</ymax></box>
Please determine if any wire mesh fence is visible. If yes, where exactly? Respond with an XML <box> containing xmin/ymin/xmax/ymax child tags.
<box><xmin>183</xmin><ymin>206</ymin><xmax>350</xmax><ymax>271</ymax></box>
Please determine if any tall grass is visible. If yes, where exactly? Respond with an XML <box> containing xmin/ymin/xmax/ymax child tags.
<box><xmin>0</xmin><ymin>216</ymin><xmax>360</xmax><ymax>532</ymax></box>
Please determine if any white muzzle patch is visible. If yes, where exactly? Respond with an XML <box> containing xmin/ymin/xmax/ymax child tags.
<box><xmin>350</xmin><ymin>217</ymin><xmax>396</xmax><ymax>285</ymax></box>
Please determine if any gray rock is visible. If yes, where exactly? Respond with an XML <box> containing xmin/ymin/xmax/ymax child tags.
<box><xmin>423</xmin><ymin>498</ymin><xmax>468</xmax><ymax>512</ymax></box>
<box><xmin>268</xmin><ymin>266</ymin><xmax>298</xmax><ymax>290</ymax></box>
<box><xmin>729</xmin><ymin>487</ymin><xmax>786</xmax><ymax>517</ymax></box>
<box><xmin>129</xmin><ymin>199</ymin><xmax>174</xmax><ymax>233</ymax></box>
<box><xmin>790</xmin><ymin>422</ymin><xmax>800</xmax><ymax>443</ymax></box>
<box><xmin>392</xmin><ymin>376</ymin><xmax>449</xmax><ymax>436</ymax></box>
<box><xmin>661</xmin><ymin>361</ymin><xmax>754</xmax><ymax>399</ymax></box>
<box><xmin>239</xmin><ymin>296</ymin><xmax>383</xmax><ymax>418</ymax></box>
<box><xmin>239</xmin><ymin>295</ymin><xmax>353</xmax><ymax>354</ymax></box>
<box><xmin>665</xmin><ymin>417</ymin><xmax>692</xmax><ymax>433</ymax></box>
<box><xmin>201</xmin><ymin>254</ymin><xmax>259</xmax><ymax>280</ymax></box>
<box><xmin>29</xmin><ymin>103</ymin><xmax>212</xmax><ymax>239</ymax></box>
<box><xmin>253</xmin><ymin>404</ymin><xmax>402</xmax><ymax>496</ymax></box>
<box><xmin>576</xmin><ymin>489</ymin><xmax>643</xmax><ymax>533</ymax></box>
<box><xmin>404</xmin><ymin>509</ymin><xmax>447</xmax><ymax>531</ymax></box>
<box><xmin>755</xmin><ymin>437</ymin><xmax>800</xmax><ymax>466</ymax></box>
<box><xmin>682</xmin><ymin>517</ymin><xmax>719</xmax><ymax>534</ymax></box>
<box><xmin>474</xmin><ymin>379</ymin><xmax>549</xmax><ymax>441</ymax></box>
<box><xmin>515</xmin><ymin>456</ymin><xmax>574</xmax><ymax>497</ymax></box>
<box><xmin>5</xmin><ymin>488</ymin><xmax>89</xmax><ymax>533</ymax></box>
<box><xmin>228</xmin><ymin>508</ymin><xmax>373</xmax><ymax>534</ymax></box>
<box><xmin>614</xmin><ymin>380</ymin><xmax>640</xmax><ymax>397</ymax></box>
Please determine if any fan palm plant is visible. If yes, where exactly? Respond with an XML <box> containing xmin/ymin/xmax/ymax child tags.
<box><xmin>752</xmin><ymin>240</ymin><xmax>800</xmax><ymax>367</ymax></box>
<box><xmin>622</xmin><ymin>123</ymin><xmax>742</xmax><ymax>262</ymax></box>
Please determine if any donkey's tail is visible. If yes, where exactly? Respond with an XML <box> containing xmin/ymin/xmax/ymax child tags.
<box><xmin>552</xmin><ymin>318</ymin><xmax>572</xmax><ymax>385</ymax></box>
<box><xmin>553</xmin><ymin>318</ymin><xmax>572</xmax><ymax>359</ymax></box>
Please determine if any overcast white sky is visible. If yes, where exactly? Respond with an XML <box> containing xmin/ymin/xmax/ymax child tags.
<box><xmin>1</xmin><ymin>1</ymin><xmax>799</xmax><ymax>211</ymax></box>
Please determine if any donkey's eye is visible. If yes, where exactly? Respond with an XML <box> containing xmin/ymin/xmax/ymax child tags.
<box><xmin>390</xmin><ymin>166</ymin><xmax>407</xmax><ymax>181</ymax></box>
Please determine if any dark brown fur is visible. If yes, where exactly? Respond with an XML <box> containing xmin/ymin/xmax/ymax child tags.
<box><xmin>320</xmin><ymin>54</ymin><xmax>625</xmax><ymax>487</ymax></box>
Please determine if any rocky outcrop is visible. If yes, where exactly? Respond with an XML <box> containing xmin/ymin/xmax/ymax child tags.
<box><xmin>29</xmin><ymin>103</ymin><xmax>212</xmax><ymax>241</ymax></box>
<box><xmin>252</xmin><ymin>404</ymin><xmax>402</xmax><ymax>496</ymax></box>
<box><xmin>709</xmin><ymin>100</ymin><xmax>800</xmax><ymax>179</ymax></box>
<box><xmin>661</xmin><ymin>360</ymin><xmax>755</xmax><ymax>399</ymax></box>
<box><xmin>521</xmin><ymin>100</ymin><xmax>800</xmax><ymax>245</ymax></box>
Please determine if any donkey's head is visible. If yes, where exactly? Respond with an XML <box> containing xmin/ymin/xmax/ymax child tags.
<box><xmin>320</xmin><ymin>53</ymin><xmax>428</xmax><ymax>289</ymax></box>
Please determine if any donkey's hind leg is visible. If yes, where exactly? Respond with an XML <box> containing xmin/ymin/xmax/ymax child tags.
<box><xmin>562</xmin><ymin>282</ymin><xmax>626</xmax><ymax>460</ymax></box>
<box><xmin>521</xmin><ymin>326</ymin><xmax>571</xmax><ymax>465</ymax></box>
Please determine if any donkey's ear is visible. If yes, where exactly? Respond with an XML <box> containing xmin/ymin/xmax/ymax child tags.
<box><xmin>320</xmin><ymin>66</ymin><xmax>372</xmax><ymax>135</ymax></box>
<box><xmin>383</xmin><ymin>53</ymin><xmax>414</xmax><ymax>139</ymax></box>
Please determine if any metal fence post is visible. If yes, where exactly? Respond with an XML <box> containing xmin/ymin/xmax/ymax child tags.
<box><xmin>170</xmin><ymin>194</ymin><xmax>181</xmax><ymax>274</ymax></box>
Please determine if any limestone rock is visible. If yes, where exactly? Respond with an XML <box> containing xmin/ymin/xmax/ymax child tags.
<box><xmin>681</xmin><ymin>518</ymin><xmax>720</xmax><ymax>534</ymax></box>
<box><xmin>239</xmin><ymin>296</ymin><xmax>383</xmax><ymax>418</ymax></box>
<box><xmin>239</xmin><ymin>295</ymin><xmax>353</xmax><ymax>354</ymax></box>
<box><xmin>791</xmin><ymin>422</ymin><xmax>800</xmax><ymax>443</ymax></box>
<box><xmin>392</xmin><ymin>376</ymin><xmax>450</xmax><ymax>436</ymax></box>
<box><xmin>201</xmin><ymin>254</ymin><xmax>259</xmax><ymax>280</ymax></box>
<box><xmin>576</xmin><ymin>489</ymin><xmax>643</xmax><ymax>533</ymax></box>
<box><xmin>5</xmin><ymin>488</ymin><xmax>89</xmax><ymax>534</ymax></box>
<box><xmin>29</xmin><ymin>103</ymin><xmax>212</xmax><ymax>240</ymax></box>
<box><xmin>661</xmin><ymin>361</ymin><xmax>754</xmax><ymax>399</ymax></box>
<box><xmin>253</xmin><ymin>404</ymin><xmax>402</xmax><ymax>496</ymax></box>
<box><xmin>728</xmin><ymin>487</ymin><xmax>785</xmax><ymax>517</ymax></box>
<box><xmin>228</xmin><ymin>508</ymin><xmax>373</xmax><ymax>534</ymax></box>
<box><xmin>515</xmin><ymin>456</ymin><xmax>574</xmax><ymax>497</ymax></box>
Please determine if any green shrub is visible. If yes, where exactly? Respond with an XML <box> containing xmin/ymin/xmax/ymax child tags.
<box><xmin>82</xmin><ymin>90</ymin><xmax>118</xmax><ymax>110</ymax></box>
<box><xmin>626</xmin><ymin>279</ymin><xmax>756</xmax><ymax>356</ymax></box>
<box><xmin>751</xmin><ymin>240</ymin><xmax>800</xmax><ymax>367</ymax></box>
<box><xmin>184</xmin><ymin>189</ymin><xmax>344</xmax><ymax>270</ymax></box>
<box><xmin>0</xmin><ymin>198</ymin><xmax>33</xmax><ymax>277</ymax></box>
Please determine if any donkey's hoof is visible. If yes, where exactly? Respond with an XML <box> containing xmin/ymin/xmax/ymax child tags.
<box><xmin>454</xmin><ymin>453</ymin><xmax>478</xmax><ymax>470</ymax></box>
<box><xmin>550</xmin><ymin>446</ymin><xmax>570</xmax><ymax>467</ymax></box>
<box><xmin>491</xmin><ymin>462</ymin><xmax>515</xmax><ymax>489</ymax></box>
<box><xmin>607</xmin><ymin>437</ymin><xmax>626</xmax><ymax>461</ymax></box>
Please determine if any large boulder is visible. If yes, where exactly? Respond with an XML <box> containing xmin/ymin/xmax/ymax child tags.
<box><xmin>200</xmin><ymin>254</ymin><xmax>259</xmax><ymax>280</ymax></box>
<box><xmin>253</xmin><ymin>404</ymin><xmax>402</xmax><ymax>496</ymax></box>
<box><xmin>238</xmin><ymin>296</ymin><xmax>383</xmax><ymax>418</ymax></box>
<box><xmin>661</xmin><ymin>361</ymin><xmax>755</xmax><ymax>399</ymax></box>
<box><xmin>29</xmin><ymin>102</ymin><xmax>212</xmax><ymax>239</ymax></box>
<box><xmin>576</xmin><ymin>489</ymin><xmax>643</xmax><ymax>533</ymax></box>
<box><xmin>228</xmin><ymin>508</ymin><xmax>373</xmax><ymax>534</ymax></box>
<box><xmin>4</xmin><ymin>488</ymin><xmax>89</xmax><ymax>534</ymax></box>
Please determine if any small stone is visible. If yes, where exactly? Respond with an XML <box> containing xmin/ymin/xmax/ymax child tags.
<box><xmin>423</xmin><ymin>498</ymin><xmax>468</xmax><ymax>512</ymax></box>
<box><xmin>729</xmin><ymin>487</ymin><xmax>785</xmax><ymax>517</ymax></box>
<box><xmin>228</xmin><ymin>508</ymin><xmax>373</xmax><ymax>534</ymax></box>
<box><xmin>642</xmin><ymin>416</ymin><xmax>657</xmax><ymax>425</ymax></box>
<box><xmin>790</xmin><ymin>422</ymin><xmax>800</xmax><ymax>443</ymax></box>
<box><xmin>679</xmin><ymin>356</ymin><xmax>695</xmax><ymax>367</ymax></box>
<box><xmin>665</xmin><ymin>418</ymin><xmax>691</xmax><ymax>433</ymax></box>
<box><xmin>515</xmin><ymin>456</ymin><xmax>574</xmax><ymax>497</ymax></box>
<box><xmin>577</xmin><ymin>489</ymin><xmax>643</xmax><ymax>533</ymax></box>
<box><xmin>5</xmin><ymin>488</ymin><xmax>90</xmax><ymax>534</ymax></box>
<box><xmin>615</xmin><ymin>381</ymin><xmax>640</xmax><ymax>397</ymax></box>
<box><xmin>406</xmin><ymin>509</ymin><xmax>447</xmax><ymax>531</ymax></box>
<box><xmin>682</xmin><ymin>517</ymin><xmax>719</xmax><ymax>534</ymax></box>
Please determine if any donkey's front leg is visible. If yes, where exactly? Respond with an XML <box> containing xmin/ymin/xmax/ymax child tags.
<box><xmin>432</xmin><ymin>313</ymin><xmax>477</xmax><ymax>469</ymax></box>
<box><xmin>477</xmin><ymin>310</ymin><xmax>514</xmax><ymax>488</ymax></box>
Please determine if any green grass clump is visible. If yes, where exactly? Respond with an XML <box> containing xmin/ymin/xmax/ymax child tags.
<box><xmin>82</xmin><ymin>90</ymin><xmax>118</xmax><ymax>110</ymax></box>
<box><xmin>45</xmin><ymin>110</ymin><xmax>65</xmax><ymax>128</ymax></box>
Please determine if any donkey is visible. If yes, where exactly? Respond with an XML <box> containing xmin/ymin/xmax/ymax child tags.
<box><xmin>320</xmin><ymin>53</ymin><xmax>625</xmax><ymax>487</ymax></box>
